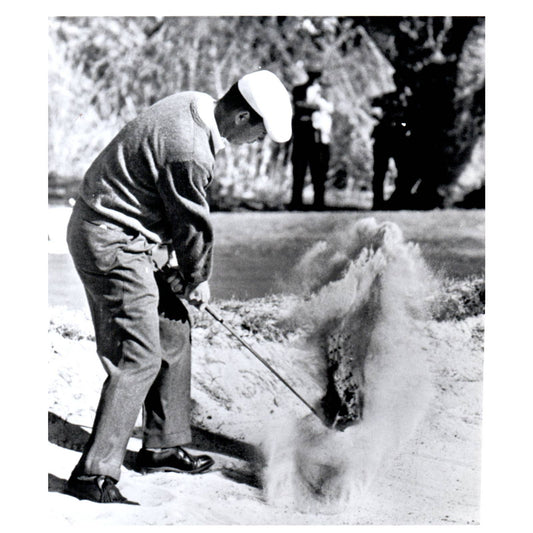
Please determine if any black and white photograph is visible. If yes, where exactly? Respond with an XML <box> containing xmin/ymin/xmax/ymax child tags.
<box><xmin>37</xmin><ymin>6</ymin><xmax>527</xmax><ymax>528</ymax></box>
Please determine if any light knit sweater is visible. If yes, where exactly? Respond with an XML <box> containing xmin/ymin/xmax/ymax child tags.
<box><xmin>79</xmin><ymin>91</ymin><xmax>225</xmax><ymax>285</ymax></box>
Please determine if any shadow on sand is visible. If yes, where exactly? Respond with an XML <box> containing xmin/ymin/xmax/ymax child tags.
<box><xmin>48</xmin><ymin>411</ymin><xmax>263</xmax><ymax>496</ymax></box>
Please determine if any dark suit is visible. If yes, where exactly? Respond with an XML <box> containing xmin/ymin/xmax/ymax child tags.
<box><xmin>289</xmin><ymin>81</ymin><xmax>330</xmax><ymax>209</ymax></box>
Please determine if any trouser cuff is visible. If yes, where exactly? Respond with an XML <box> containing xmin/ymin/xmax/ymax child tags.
<box><xmin>142</xmin><ymin>429</ymin><xmax>192</xmax><ymax>449</ymax></box>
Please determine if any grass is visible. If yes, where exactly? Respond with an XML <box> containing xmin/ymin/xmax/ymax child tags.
<box><xmin>49</xmin><ymin>207</ymin><xmax>484</xmax><ymax>307</ymax></box>
<box><xmin>207</xmin><ymin>209</ymin><xmax>485</xmax><ymax>301</ymax></box>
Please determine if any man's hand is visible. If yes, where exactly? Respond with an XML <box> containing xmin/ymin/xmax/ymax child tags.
<box><xmin>165</xmin><ymin>269</ymin><xmax>210</xmax><ymax>310</ymax></box>
<box><xmin>165</xmin><ymin>269</ymin><xmax>186</xmax><ymax>295</ymax></box>
<box><xmin>185</xmin><ymin>281</ymin><xmax>210</xmax><ymax>310</ymax></box>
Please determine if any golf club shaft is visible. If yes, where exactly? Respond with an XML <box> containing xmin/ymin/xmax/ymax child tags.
<box><xmin>205</xmin><ymin>305</ymin><xmax>322</xmax><ymax>421</ymax></box>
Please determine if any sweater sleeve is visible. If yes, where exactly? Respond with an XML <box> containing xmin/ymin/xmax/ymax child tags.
<box><xmin>156</xmin><ymin>159</ymin><xmax>213</xmax><ymax>285</ymax></box>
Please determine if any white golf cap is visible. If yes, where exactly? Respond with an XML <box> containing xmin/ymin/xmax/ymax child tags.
<box><xmin>237</xmin><ymin>70</ymin><xmax>292</xmax><ymax>143</ymax></box>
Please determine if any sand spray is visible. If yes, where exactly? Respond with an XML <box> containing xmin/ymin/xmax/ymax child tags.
<box><xmin>262</xmin><ymin>218</ymin><xmax>437</xmax><ymax>512</ymax></box>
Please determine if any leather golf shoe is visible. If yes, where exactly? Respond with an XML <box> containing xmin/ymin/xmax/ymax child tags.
<box><xmin>136</xmin><ymin>446</ymin><xmax>214</xmax><ymax>475</ymax></box>
<box><xmin>66</xmin><ymin>474</ymin><xmax>139</xmax><ymax>505</ymax></box>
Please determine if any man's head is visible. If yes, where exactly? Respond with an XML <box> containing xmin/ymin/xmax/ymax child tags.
<box><xmin>304</xmin><ymin>57</ymin><xmax>324</xmax><ymax>84</ymax></box>
<box><xmin>215</xmin><ymin>70</ymin><xmax>292</xmax><ymax>145</ymax></box>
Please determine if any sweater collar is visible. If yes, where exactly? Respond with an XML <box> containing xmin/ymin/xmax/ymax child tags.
<box><xmin>194</xmin><ymin>94</ymin><xmax>226</xmax><ymax>155</ymax></box>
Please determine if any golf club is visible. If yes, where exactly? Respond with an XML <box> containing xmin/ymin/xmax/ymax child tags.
<box><xmin>205</xmin><ymin>305</ymin><xmax>326</xmax><ymax>426</ymax></box>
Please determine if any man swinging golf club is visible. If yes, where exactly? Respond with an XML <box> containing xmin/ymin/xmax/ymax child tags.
<box><xmin>65</xmin><ymin>70</ymin><xmax>292</xmax><ymax>505</ymax></box>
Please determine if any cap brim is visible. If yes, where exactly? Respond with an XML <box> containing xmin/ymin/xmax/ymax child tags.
<box><xmin>262</xmin><ymin>104</ymin><xmax>293</xmax><ymax>143</ymax></box>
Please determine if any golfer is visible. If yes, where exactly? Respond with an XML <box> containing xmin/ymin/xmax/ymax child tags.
<box><xmin>65</xmin><ymin>70</ymin><xmax>292</xmax><ymax>504</ymax></box>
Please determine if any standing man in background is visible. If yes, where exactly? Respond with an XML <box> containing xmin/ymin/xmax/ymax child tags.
<box><xmin>288</xmin><ymin>66</ymin><xmax>334</xmax><ymax>210</ymax></box>
<box><xmin>65</xmin><ymin>70</ymin><xmax>292</xmax><ymax>505</ymax></box>
<box><xmin>371</xmin><ymin>89</ymin><xmax>412</xmax><ymax>210</ymax></box>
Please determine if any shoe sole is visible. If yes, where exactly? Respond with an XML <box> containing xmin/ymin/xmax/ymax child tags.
<box><xmin>137</xmin><ymin>460</ymin><xmax>214</xmax><ymax>476</ymax></box>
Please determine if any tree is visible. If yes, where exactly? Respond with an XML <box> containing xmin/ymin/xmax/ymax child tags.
<box><xmin>50</xmin><ymin>17</ymin><xmax>484</xmax><ymax>210</ymax></box>
<box><xmin>48</xmin><ymin>16</ymin><xmax>393</xmax><ymax>208</ymax></box>
<box><xmin>356</xmin><ymin>16</ymin><xmax>485</xmax><ymax>209</ymax></box>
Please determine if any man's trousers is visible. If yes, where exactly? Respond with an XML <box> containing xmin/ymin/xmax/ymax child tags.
<box><xmin>67</xmin><ymin>199</ymin><xmax>192</xmax><ymax>482</ymax></box>
<box><xmin>290</xmin><ymin>123</ymin><xmax>329</xmax><ymax>209</ymax></box>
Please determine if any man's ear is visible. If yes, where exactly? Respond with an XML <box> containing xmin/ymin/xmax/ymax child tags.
<box><xmin>234</xmin><ymin>110</ymin><xmax>250</xmax><ymax>126</ymax></box>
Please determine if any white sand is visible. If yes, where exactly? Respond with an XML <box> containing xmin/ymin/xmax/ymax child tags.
<box><xmin>47</xmin><ymin>208</ymin><xmax>485</xmax><ymax>525</ymax></box>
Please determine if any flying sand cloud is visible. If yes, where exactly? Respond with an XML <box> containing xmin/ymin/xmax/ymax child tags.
<box><xmin>263</xmin><ymin>218</ymin><xmax>437</xmax><ymax>512</ymax></box>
